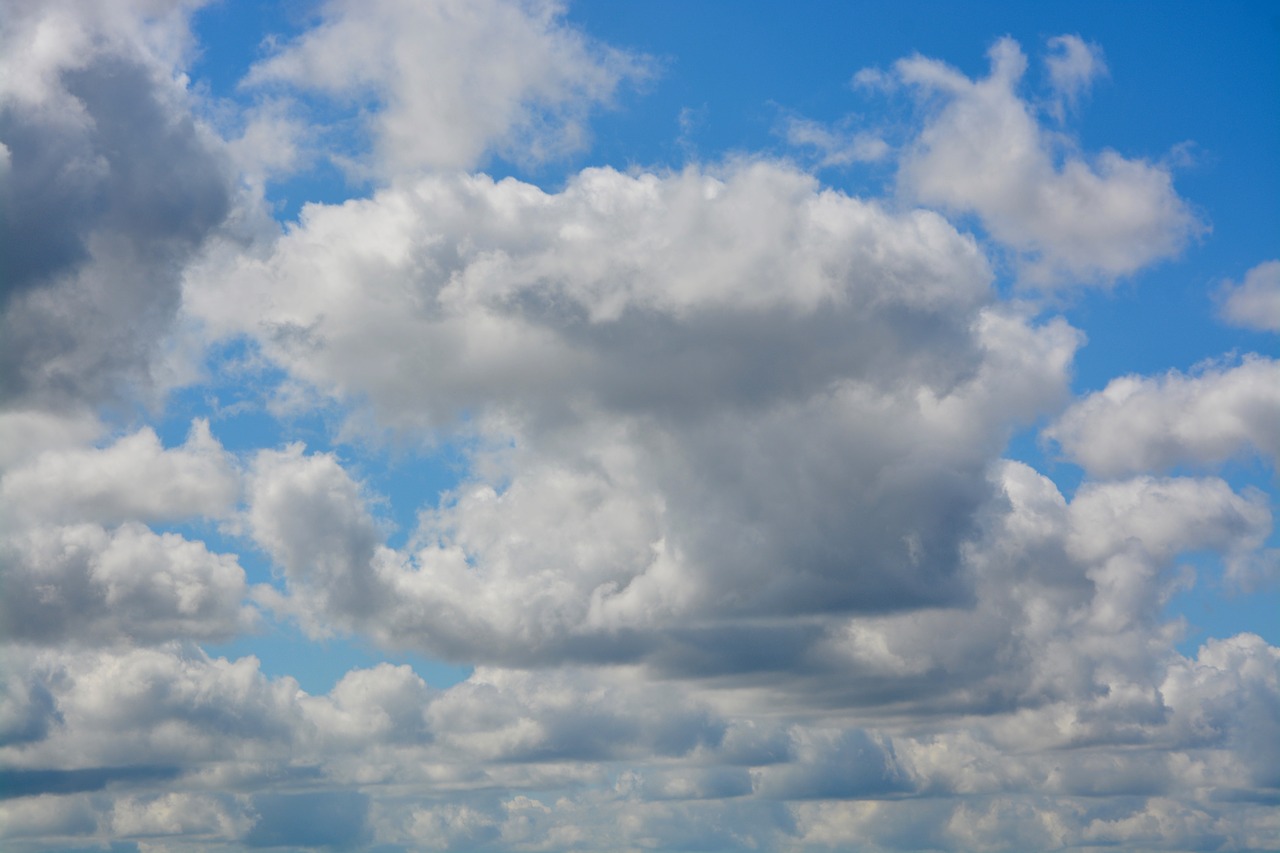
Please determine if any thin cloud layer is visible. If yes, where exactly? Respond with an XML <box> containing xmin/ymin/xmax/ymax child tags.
<box><xmin>2</xmin><ymin>2</ymin><xmax>1277</xmax><ymax>851</ymax></box>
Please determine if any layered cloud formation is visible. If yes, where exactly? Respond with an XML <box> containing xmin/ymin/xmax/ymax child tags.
<box><xmin>1</xmin><ymin>2</ymin><xmax>1277</xmax><ymax>852</ymax></box>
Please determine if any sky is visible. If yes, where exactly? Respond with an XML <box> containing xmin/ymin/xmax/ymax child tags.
<box><xmin>1</xmin><ymin>1</ymin><xmax>1278</xmax><ymax>851</ymax></box>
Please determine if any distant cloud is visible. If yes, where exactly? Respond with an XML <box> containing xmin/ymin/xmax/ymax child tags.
<box><xmin>244</xmin><ymin>0</ymin><xmax>651</xmax><ymax>176</ymax></box>
<box><xmin>1218</xmin><ymin>259</ymin><xmax>1280</xmax><ymax>331</ymax></box>
<box><xmin>1045</xmin><ymin>357</ymin><xmax>1280</xmax><ymax>476</ymax></box>
<box><xmin>782</xmin><ymin>117</ymin><xmax>889</xmax><ymax>167</ymax></box>
<box><xmin>891</xmin><ymin>37</ymin><xmax>1201</xmax><ymax>285</ymax></box>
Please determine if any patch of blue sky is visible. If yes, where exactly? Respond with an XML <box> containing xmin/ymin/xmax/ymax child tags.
<box><xmin>202</xmin><ymin>622</ymin><xmax>473</xmax><ymax>696</ymax></box>
<box><xmin>153</xmin><ymin>337</ymin><xmax>333</xmax><ymax>453</ymax></box>
<box><xmin>188</xmin><ymin>1</ymin><xmax>309</xmax><ymax>97</ymax></box>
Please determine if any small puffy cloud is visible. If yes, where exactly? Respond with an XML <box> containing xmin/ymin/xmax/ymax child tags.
<box><xmin>1217</xmin><ymin>259</ymin><xmax>1280</xmax><ymax>331</ymax></box>
<box><xmin>1045</xmin><ymin>357</ymin><xmax>1280</xmax><ymax>476</ymax></box>
<box><xmin>244</xmin><ymin>0</ymin><xmax>649</xmax><ymax>175</ymax></box>
<box><xmin>892</xmin><ymin>37</ymin><xmax>1200</xmax><ymax>284</ymax></box>
<box><xmin>1</xmin><ymin>419</ymin><xmax>238</xmax><ymax>526</ymax></box>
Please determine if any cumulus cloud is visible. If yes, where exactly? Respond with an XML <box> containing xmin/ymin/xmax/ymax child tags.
<box><xmin>892</xmin><ymin>37</ymin><xmax>1200</xmax><ymax>284</ymax></box>
<box><xmin>243</xmin><ymin>0</ymin><xmax>649</xmax><ymax>175</ymax></box>
<box><xmin>1045</xmin><ymin>357</ymin><xmax>1280</xmax><ymax>476</ymax></box>
<box><xmin>3</xmin><ymin>627</ymin><xmax>1278</xmax><ymax>851</ymax></box>
<box><xmin>188</xmin><ymin>159</ymin><xmax>1091</xmax><ymax>669</ymax></box>
<box><xmin>0</xmin><ymin>418</ymin><xmax>249</xmax><ymax>647</ymax></box>
<box><xmin>0</xmin><ymin>522</ymin><xmax>253</xmax><ymax>646</ymax></box>
<box><xmin>5</xmin><ymin>6</ymin><xmax>1279</xmax><ymax>851</ymax></box>
<box><xmin>0</xmin><ymin>0</ymin><xmax>233</xmax><ymax>411</ymax></box>
<box><xmin>1</xmin><ymin>419</ymin><xmax>238</xmax><ymax>525</ymax></box>
<box><xmin>1217</xmin><ymin>259</ymin><xmax>1280</xmax><ymax>331</ymax></box>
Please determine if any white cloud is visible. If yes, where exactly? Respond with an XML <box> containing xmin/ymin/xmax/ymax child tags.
<box><xmin>1045</xmin><ymin>357</ymin><xmax>1280</xmax><ymax>476</ymax></box>
<box><xmin>243</xmin><ymin>0</ymin><xmax>649</xmax><ymax>175</ymax></box>
<box><xmin>892</xmin><ymin>37</ymin><xmax>1200</xmax><ymax>284</ymax></box>
<box><xmin>203</xmin><ymin>160</ymin><xmax>1087</xmax><ymax>667</ymax></box>
<box><xmin>783</xmin><ymin>117</ymin><xmax>890</xmax><ymax>167</ymax></box>
<box><xmin>1217</xmin><ymin>259</ymin><xmax>1280</xmax><ymax>331</ymax></box>
<box><xmin>0</xmin><ymin>408</ymin><xmax>102</xmax><ymax>471</ymax></box>
<box><xmin>1044</xmin><ymin>34</ymin><xmax>1107</xmax><ymax>120</ymax></box>
<box><xmin>0</xmin><ymin>522</ymin><xmax>253</xmax><ymax>645</ymax></box>
<box><xmin>5</xmin><ymin>7</ymin><xmax>1279</xmax><ymax>850</ymax></box>
<box><xmin>1</xmin><ymin>419</ymin><xmax>238</xmax><ymax>526</ymax></box>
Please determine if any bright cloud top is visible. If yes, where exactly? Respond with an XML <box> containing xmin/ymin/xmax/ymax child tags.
<box><xmin>2</xmin><ymin>2</ymin><xmax>1278</xmax><ymax>852</ymax></box>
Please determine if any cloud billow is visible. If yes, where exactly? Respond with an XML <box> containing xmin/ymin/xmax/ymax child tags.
<box><xmin>2</xmin><ymin>3</ymin><xmax>1278</xmax><ymax>851</ymax></box>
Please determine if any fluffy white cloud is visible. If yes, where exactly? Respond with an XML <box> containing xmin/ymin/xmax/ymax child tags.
<box><xmin>0</xmin><ymin>522</ymin><xmax>252</xmax><ymax>646</ymax></box>
<box><xmin>201</xmin><ymin>159</ymin><xmax>1088</xmax><ymax>668</ymax></box>
<box><xmin>0</xmin><ymin>408</ymin><xmax>101</xmax><ymax>471</ymax></box>
<box><xmin>243</xmin><ymin>0</ymin><xmax>648</xmax><ymax>175</ymax></box>
<box><xmin>1045</xmin><ymin>357</ymin><xmax>1280</xmax><ymax>476</ymax></box>
<box><xmin>893</xmin><ymin>37</ymin><xmax>1200</xmax><ymax>284</ymax></box>
<box><xmin>0</xmin><ymin>418</ymin><xmax>248</xmax><ymax>647</ymax></box>
<box><xmin>5</xmin><ymin>6</ymin><xmax>1278</xmax><ymax>850</ymax></box>
<box><xmin>2</xmin><ymin>610</ymin><xmax>1278</xmax><ymax>852</ymax></box>
<box><xmin>0</xmin><ymin>419</ymin><xmax>238</xmax><ymax>525</ymax></box>
<box><xmin>1217</xmin><ymin>259</ymin><xmax>1280</xmax><ymax>331</ymax></box>
<box><xmin>184</xmin><ymin>157</ymin><xmax>1090</xmax><ymax>670</ymax></box>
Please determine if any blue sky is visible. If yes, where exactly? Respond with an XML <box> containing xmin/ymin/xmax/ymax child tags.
<box><xmin>2</xmin><ymin>2</ymin><xmax>1278</xmax><ymax>851</ymax></box>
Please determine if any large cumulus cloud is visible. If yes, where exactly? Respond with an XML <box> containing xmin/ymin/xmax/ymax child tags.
<box><xmin>186</xmin><ymin>161</ymin><xmax>1084</xmax><ymax>668</ymax></box>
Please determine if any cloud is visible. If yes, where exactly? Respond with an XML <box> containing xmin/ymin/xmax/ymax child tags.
<box><xmin>0</xmin><ymin>522</ymin><xmax>253</xmax><ymax>646</ymax></box>
<box><xmin>782</xmin><ymin>117</ymin><xmax>890</xmax><ymax>168</ymax></box>
<box><xmin>243</xmin><ymin>0</ymin><xmax>650</xmax><ymax>175</ymax></box>
<box><xmin>0</xmin><ymin>0</ymin><xmax>234</xmax><ymax>411</ymax></box>
<box><xmin>1217</xmin><ymin>259</ymin><xmax>1280</xmax><ymax>332</ymax></box>
<box><xmin>0</xmin><ymin>418</ymin><xmax>249</xmax><ymax>647</ymax></box>
<box><xmin>196</xmin><ymin>160</ymin><xmax>1087</xmax><ymax>669</ymax></box>
<box><xmin>4</xmin><ymin>7</ymin><xmax>1279</xmax><ymax>851</ymax></box>
<box><xmin>3</xmin><ymin>613</ymin><xmax>1278</xmax><ymax>852</ymax></box>
<box><xmin>1044</xmin><ymin>357</ymin><xmax>1280</xmax><ymax>476</ymax></box>
<box><xmin>1044</xmin><ymin>34</ymin><xmax>1107</xmax><ymax>120</ymax></box>
<box><xmin>0</xmin><ymin>419</ymin><xmax>238</xmax><ymax>526</ymax></box>
<box><xmin>892</xmin><ymin>37</ymin><xmax>1200</xmax><ymax>284</ymax></box>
